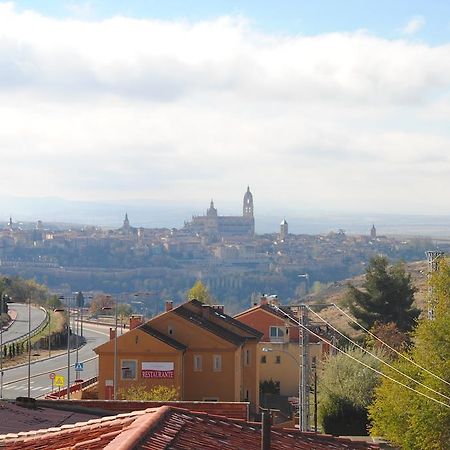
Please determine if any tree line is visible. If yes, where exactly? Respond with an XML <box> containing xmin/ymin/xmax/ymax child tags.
<box><xmin>317</xmin><ymin>255</ymin><xmax>449</xmax><ymax>449</ymax></box>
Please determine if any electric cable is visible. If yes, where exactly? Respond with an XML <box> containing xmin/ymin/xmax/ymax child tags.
<box><xmin>332</xmin><ymin>303</ymin><xmax>450</xmax><ymax>387</ymax></box>
<box><xmin>272</xmin><ymin>305</ymin><xmax>450</xmax><ymax>409</ymax></box>
<box><xmin>304</xmin><ymin>304</ymin><xmax>450</xmax><ymax>402</ymax></box>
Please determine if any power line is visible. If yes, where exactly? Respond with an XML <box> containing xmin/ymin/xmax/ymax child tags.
<box><xmin>332</xmin><ymin>303</ymin><xmax>450</xmax><ymax>388</ymax></box>
<box><xmin>272</xmin><ymin>305</ymin><xmax>450</xmax><ymax>409</ymax></box>
<box><xmin>305</xmin><ymin>305</ymin><xmax>450</xmax><ymax>402</ymax></box>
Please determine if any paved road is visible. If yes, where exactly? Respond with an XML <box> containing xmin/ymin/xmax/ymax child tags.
<box><xmin>1</xmin><ymin>303</ymin><xmax>47</xmax><ymax>344</ymax></box>
<box><xmin>1</xmin><ymin>322</ymin><xmax>109</xmax><ymax>399</ymax></box>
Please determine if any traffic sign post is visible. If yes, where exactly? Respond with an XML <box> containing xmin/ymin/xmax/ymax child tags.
<box><xmin>54</xmin><ymin>374</ymin><xmax>65</xmax><ymax>397</ymax></box>
<box><xmin>75</xmin><ymin>362</ymin><xmax>84</xmax><ymax>382</ymax></box>
<box><xmin>54</xmin><ymin>375</ymin><xmax>65</xmax><ymax>387</ymax></box>
<box><xmin>49</xmin><ymin>372</ymin><xmax>55</xmax><ymax>392</ymax></box>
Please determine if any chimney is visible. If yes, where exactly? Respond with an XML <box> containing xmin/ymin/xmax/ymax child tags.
<box><xmin>212</xmin><ymin>305</ymin><xmax>224</xmax><ymax>314</ymax></box>
<box><xmin>109</xmin><ymin>327</ymin><xmax>116</xmax><ymax>340</ymax></box>
<box><xmin>261</xmin><ymin>411</ymin><xmax>271</xmax><ymax>450</ymax></box>
<box><xmin>260</xmin><ymin>295</ymin><xmax>268</xmax><ymax>306</ymax></box>
<box><xmin>129</xmin><ymin>315</ymin><xmax>143</xmax><ymax>330</ymax></box>
<box><xmin>201</xmin><ymin>304</ymin><xmax>210</xmax><ymax>319</ymax></box>
<box><xmin>165</xmin><ymin>300</ymin><xmax>173</xmax><ymax>312</ymax></box>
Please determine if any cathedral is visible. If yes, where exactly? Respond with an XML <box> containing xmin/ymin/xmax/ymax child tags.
<box><xmin>185</xmin><ymin>187</ymin><xmax>255</xmax><ymax>238</ymax></box>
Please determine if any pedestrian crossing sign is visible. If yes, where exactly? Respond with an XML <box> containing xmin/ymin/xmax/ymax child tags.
<box><xmin>75</xmin><ymin>362</ymin><xmax>84</xmax><ymax>371</ymax></box>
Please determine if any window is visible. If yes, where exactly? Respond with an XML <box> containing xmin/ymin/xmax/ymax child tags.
<box><xmin>194</xmin><ymin>354</ymin><xmax>202</xmax><ymax>372</ymax></box>
<box><xmin>213</xmin><ymin>354</ymin><xmax>222</xmax><ymax>372</ymax></box>
<box><xmin>121</xmin><ymin>360</ymin><xmax>137</xmax><ymax>380</ymax></box>
<box><xmin>269</xmin><ymin>326</ymin><xmax>284</xmax><ymax>342</ymax></box>
<box><xmin>261</xmin><ymin>355</ymin><xmax>267</xmax><ymax>364</ymax></box>
<box><xmin>244</xmin><ymin>348</ymin><xmax>251</xmax><ymax>367</ymax></box>
<box><xmin>275</xmin><ymin>355</ymin><xmax>281</xmax><ymax>364</ymax></box>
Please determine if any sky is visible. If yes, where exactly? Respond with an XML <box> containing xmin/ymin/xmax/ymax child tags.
<box><xmin>1</xmin><ymin>1</ymin><xmax>450</xmax><ymax>223</ymax></box>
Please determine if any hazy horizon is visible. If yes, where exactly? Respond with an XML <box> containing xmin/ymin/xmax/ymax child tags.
<box><xmin>0</xmin><ymin>2</ymin><xmax>450</xmax><ymax>218</ymax></box>
<box><xmin>2</xmin><ymin>194</ymin><xmax>450</xmax><ymax>237</ymax></box>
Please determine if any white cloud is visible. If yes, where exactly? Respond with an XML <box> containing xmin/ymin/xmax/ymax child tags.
<box><xmin>0</xmin><ymin>4</ymin><xmax>449</xmax><ymax>217</ymax></box>
<box><xmin>402</xmin><ymin>15</ymin><xmax>426</xmax><ymax>35</ymax></box>
<box><xmin>65</xmin><ymin>2</ymin><xmax>93</xmax><ymax>18</ymax></box>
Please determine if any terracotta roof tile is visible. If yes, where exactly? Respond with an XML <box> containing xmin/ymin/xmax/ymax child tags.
<box><xmin>0</xmin><ymin>405</ymin><xmax>382</xmax><ymax>450</ymax></box>
<box><xmin>174</xmin><ymin>305</ymin><xmax>247</xmax><ymax>346</ymax></box>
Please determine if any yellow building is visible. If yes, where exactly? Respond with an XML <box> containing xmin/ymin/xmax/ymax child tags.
<box><xmin>235</xmin><ymin>298</ymin><xmax>333</xmax><ymax>397</ymax></box>
<box><xmin>94</xmin><ymin>300</ymin><xmax>262</xmax><ymax>412</ymax></box>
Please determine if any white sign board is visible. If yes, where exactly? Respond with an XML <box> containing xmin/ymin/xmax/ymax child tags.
<box><xmin>141</xmin><ymin>362</ymin><xmax>174</xmax><ymax>379</ymax></box>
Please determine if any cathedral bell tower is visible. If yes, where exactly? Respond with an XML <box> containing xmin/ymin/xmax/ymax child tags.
<box><xmin>243</xmin><ymin>186</ymin><xmax>254</xmax><ymax>218</ymax></box>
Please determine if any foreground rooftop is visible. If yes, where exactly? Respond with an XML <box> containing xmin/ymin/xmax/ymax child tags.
<box><xmin>0</xmin><ymin>404</ymin><xmax>381</xmax><ymax>450</ymax></box>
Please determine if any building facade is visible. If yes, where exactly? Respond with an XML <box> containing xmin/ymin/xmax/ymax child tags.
<box><xmin>234</xmin><ymin>297</ymin><xmax>333</xmax><ymax>398</ymax></box>
<box><xmin>94</xmin><ymin>299</ymin><xmax>262</xmax><ymax>411</ymax></box>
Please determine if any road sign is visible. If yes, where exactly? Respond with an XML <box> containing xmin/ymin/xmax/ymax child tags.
<box><xmin>54</xmin><ymin>375</ymin><xmax>65</xmax><ymax>387</ymax></box>
<box><xmin>75</xmin><ymin>362</ymin><xmax>84</xmax><ymax>371</ymax></box>
<box><xmin>49</xmin><ymin>372</ymin><xmax>55</xmax><ymax>380</ymax></box>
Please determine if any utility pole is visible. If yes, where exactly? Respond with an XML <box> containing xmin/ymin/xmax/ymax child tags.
<box><xmin>300</xmin><ymin>305</ymin><xmax>309</xmax><ymax>432</ymax></box>
<box><xmin>0</xmin><ymin>294</ymin><xmax>4</xmax><ymax>399</ymax></box>
<box><xmin>312</xmin><ymin>359</ymin><xmax>318</xmax><ymax>433</ymax></box>
<box><xmin>425</xmin><ymin>251</ymin><xmax>444</xmax><ymax>320</ymax></box>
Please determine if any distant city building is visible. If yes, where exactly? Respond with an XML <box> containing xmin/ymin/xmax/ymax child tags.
<box><xmin>119</xmin><ymin>213</ymin><xmax>136</xmax><ymax>235</ymax></box>
<box><xmin>370</xmin><ymin>224</ymin><xmax>377</xmax><ymax>239</ymax></box>
<box><xmin>184</xmin><ymin>187</ymin><xmax>255</xmax><ymax>238</ymax></box>
<box><xmin>280</xmin><ymin>219</ymin><xmax>288</xmax><ymax>240</ymax></box>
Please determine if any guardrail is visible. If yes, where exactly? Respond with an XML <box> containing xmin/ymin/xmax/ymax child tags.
<box><xmin>2</xmin><ymin>305</ymin><xmax>50</xmax><ymax>346</ymax></box>
<box><xmin>45</xmin><ymin>376</ymin><xmax>98</xmax><ymax>399</ymax></box>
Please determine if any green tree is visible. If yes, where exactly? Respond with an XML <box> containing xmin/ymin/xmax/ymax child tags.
<box><xmin>119</xmin><ymin>384</ymin><xmax>179</xmax><ymax>401</ymax></box>
<box><xmin>369</xmin><ymin>258</ymin><xmax>450</xmax><ymax>449</ymax></box>
<box><xmin>187</xmin><ymin>280</ymin><xmax>213</xmax><ymax>304</ymax></box>
<box><xmin>344</xmin><ymin>256</ymin><xmax>419</xmax><ymax>332</ymax></box>
<box><xmin>320</xmin><ymin>395</ymin><xmax>369</xmax><ymax>436</ymax></box>
<box><xmin>318</xmin><ymin>347</ymin><xmax>385</xmax><ymax>435</ymax></box>
<box><xmin>46</xmin><ymin>294</ymin><xmax>62</xmax><ymax>310</ymax></box>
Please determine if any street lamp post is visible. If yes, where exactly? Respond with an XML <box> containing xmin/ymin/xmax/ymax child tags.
<box><xmin>48</xmin><ymin>313</ymin><xmax>51</xmax><ymax>358</ymax></box>
<box><xmin>0</xmin><ymin>294</ymin><xmax>5</xmax><ymax>399</ymax></box>
<box><xmin>103</xmin><ymin>296</ymin><xmax>118</xmax><ymax>400</ymax></box>
<box><xmin>56</xmin><ymin>294</ymin><xmax>73</xmax><ymax>400</ymax></box>
<box><xmin>27</xmin><ymin>298</ymin><xmax>31</xmax><ymax>398</ymax></box>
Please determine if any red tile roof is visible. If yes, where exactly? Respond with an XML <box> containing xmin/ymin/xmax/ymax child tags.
<box><xmin>0</xmin><ymin>405</ymin><xmax>381</xmax><ymax>450</ymax></box>
<box><xmin>0</xmin><ymin>401</ymin><xmax>104</xmax><ymax>436</ymax></box>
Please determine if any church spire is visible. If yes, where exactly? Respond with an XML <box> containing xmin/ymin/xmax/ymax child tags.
<box><xmin>243</xmin><ymin>186</ymin><xmax>254</xmax><ymax>218</ymax></box>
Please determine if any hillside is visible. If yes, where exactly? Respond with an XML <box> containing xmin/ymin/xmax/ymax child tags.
<box><xmin>303</xmin><ymin>260</ymin><xmax>429</xmax><ymax>337</ymax></box>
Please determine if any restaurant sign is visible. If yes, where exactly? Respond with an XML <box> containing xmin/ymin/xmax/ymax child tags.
<box><xmin>142</xmin><ymin>362</ymin><xmax>174</xmax><ymax>379</ymax></box>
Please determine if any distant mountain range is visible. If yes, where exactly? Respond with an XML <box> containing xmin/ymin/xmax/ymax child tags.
<box><xmin>1</xmin><ymin>196</ymin><xmax>450</xmax><ymax>237</ymax></box>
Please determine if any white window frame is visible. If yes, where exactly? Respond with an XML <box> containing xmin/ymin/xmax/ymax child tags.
<box><xmin>213</xmin><ymin>354</ymin><xmax>222</xmax><ymax>372</ymax></box>
<box><xmin>121</xmin><ymin>359</ymin><xmax>137</xmax><ymax>380</ymax></box>
<box><xmin>269</xmin><ymin>326</ymin><xmax>285</xmax><ymax>342</ymax></box>
<box><xmin>194</xmin><ymin>354</ymin><xmax>203</xmax><ymax>372</ymax></box>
